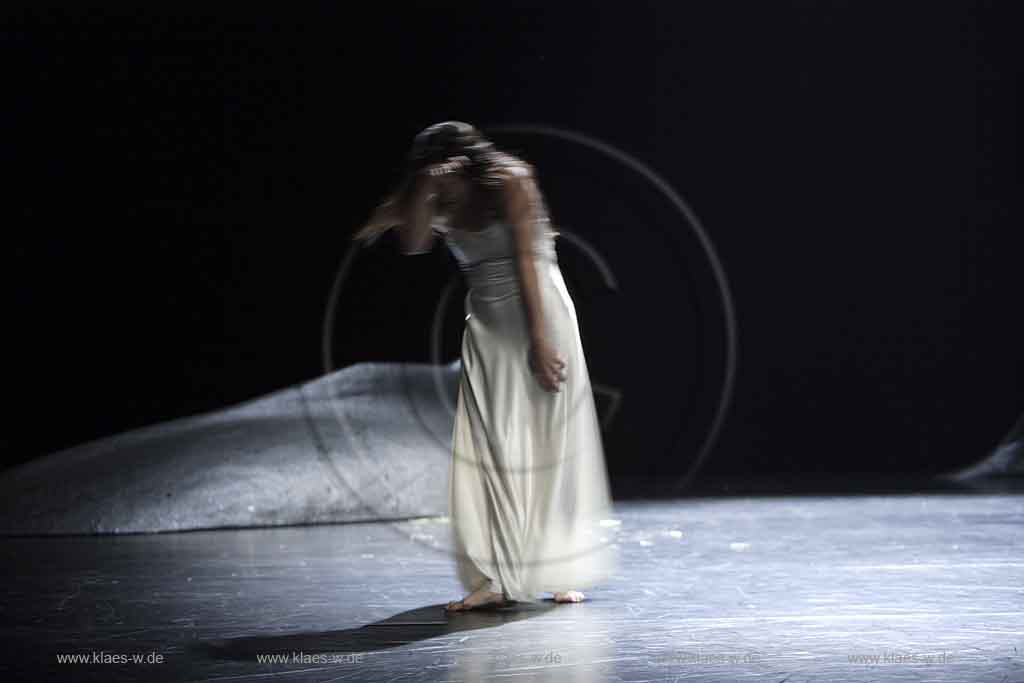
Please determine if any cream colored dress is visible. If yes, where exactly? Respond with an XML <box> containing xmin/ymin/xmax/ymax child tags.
<box><xmin>436</xmin><ymin>187</ymin><xmax>617</xmax><ymax>603</ymax></box>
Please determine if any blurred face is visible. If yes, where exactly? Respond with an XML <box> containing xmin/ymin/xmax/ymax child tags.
<box><xmin>436</xmin><ymin>167</ymin><xmax>471</xmax><ymax>208</ymax></box>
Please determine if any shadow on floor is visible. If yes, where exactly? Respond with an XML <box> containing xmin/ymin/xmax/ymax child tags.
<box><xmin>194</xmin><ymin>601</ymin><xmax>557</xmax><ymax>661</ymax></box>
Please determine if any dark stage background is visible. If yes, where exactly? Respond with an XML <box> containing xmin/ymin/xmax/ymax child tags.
<box><xmin>4</xmin><ymin>1</ymin><xmax>1021</xmax><ymax>479</ymax></box>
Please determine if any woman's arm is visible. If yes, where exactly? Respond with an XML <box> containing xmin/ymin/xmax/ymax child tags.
<box><xmin>395</xmin><ymin>173</ymin><xmax>438</xmax><ymax>255</ymax></box>
<box><xmin>354</xmin><ymin>157</ymin><xmax>468</xmax><ymax>251</ymax></box>
<box><xmin>504</xmin><ymin>168</ymin><xmax>567</xmax><ymax>393</ymax></box>
<box><xmin>395</xmin><ymin>157</ymin><xmax>470</xmax><ymax>254</ymax></box>
<box><xmin>354</xmin><ymin>170</ymin><xmax>438</xmax><ymax>252</ymax></box>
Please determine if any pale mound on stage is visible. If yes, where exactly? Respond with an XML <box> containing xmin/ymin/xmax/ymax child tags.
<box><xmin>0</xmin><ymin>361</ymin><xmax>460</xmax><ymax>535</ymax></box>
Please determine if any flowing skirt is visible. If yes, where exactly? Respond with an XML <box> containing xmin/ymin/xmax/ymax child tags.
<box><xmin>448</xmin><ymin>256</ymin><xmax>617</xmax><ymax>602</ymax></box>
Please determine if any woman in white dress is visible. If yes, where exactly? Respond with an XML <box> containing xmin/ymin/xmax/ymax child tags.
<box><xmin>354</xmin><ymin>121</ymin><xmax>616</xmax><ymax>610</ymax></box>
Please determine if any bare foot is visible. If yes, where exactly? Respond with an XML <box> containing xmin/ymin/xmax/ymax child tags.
<box><xmin>445</xmin><ymin>587</ymin><xmax>510</xmax><ymax>612</ymax></box>
<box><xmin>553</xmin><ymin>590</ymin><xmax>585</xmax><ymax>603</ymax></box>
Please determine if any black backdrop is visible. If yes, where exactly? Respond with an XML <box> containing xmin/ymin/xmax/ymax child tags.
<box><xmin>5</xmin><ymin>1</ymin><xmax>1022</xmax><ymax>479</ymax></box>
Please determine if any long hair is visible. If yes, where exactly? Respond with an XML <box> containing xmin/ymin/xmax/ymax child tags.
<box><xmin>352</xmin><ymin>121</ymin><xmax>529</xmax><ymax>244</ymax></box>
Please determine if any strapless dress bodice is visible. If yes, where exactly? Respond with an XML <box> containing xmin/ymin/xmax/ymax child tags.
<box><xmin>433</xmin><ymin>216</ymin><xmax>560</xmax><ymax>302</ymax></box>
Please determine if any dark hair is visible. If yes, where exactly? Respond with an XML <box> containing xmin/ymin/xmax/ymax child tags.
<box><xmin>406</xmin><ymin>121</ymin><xmax>518</xmax><ymax>190</ymax></box>
<box><xmin>353</xmin><ymin>121</ymin><xmax>533</xmax><ymax>243</ymax></box>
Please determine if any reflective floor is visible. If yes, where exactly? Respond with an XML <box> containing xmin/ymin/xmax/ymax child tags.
<box><xmin>3</xmin><ymin>483</ymin><xmax>1023</xmax><ymax>681</ymax></box>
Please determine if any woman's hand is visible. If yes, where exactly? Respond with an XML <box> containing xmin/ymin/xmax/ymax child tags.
<box><xmin>528</xmin><ymin>338</ymin><xmax>567</xmax><ymax>393</ymax></box>
<box><xmin>423</xmin><ymin>155</ymin><xmax>470</xmax><ymax>179</ymax></box>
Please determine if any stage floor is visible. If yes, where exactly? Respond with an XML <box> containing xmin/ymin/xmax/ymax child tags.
<box><xmin>4</xmin><ymin>483</ymin><xmax>1023</xmax><ymax>681</ymax></box>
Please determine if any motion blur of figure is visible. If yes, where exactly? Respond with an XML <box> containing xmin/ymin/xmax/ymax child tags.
<box><xmin>354</xmin><ymin>121</ymin><xmax>616</xmax><ymax>610</ymax></box>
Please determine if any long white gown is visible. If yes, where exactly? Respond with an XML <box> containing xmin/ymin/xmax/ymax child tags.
<box><xmin>436</xmin><ymin>196</ymin><xmax>617</xmax><ymax>604</ymax></box>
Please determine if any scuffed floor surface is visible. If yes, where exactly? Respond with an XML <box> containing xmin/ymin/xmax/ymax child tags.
<box><xmin>3</xmin><ymin>492</ymin><xmax>1023</xmax><ymax>681</ymax></box>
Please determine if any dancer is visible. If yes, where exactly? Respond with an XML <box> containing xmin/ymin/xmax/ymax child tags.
<box><xmin>354</xmin><ymin>121</ymin><xmax>616</xmax><ymax>611</ymax></box>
